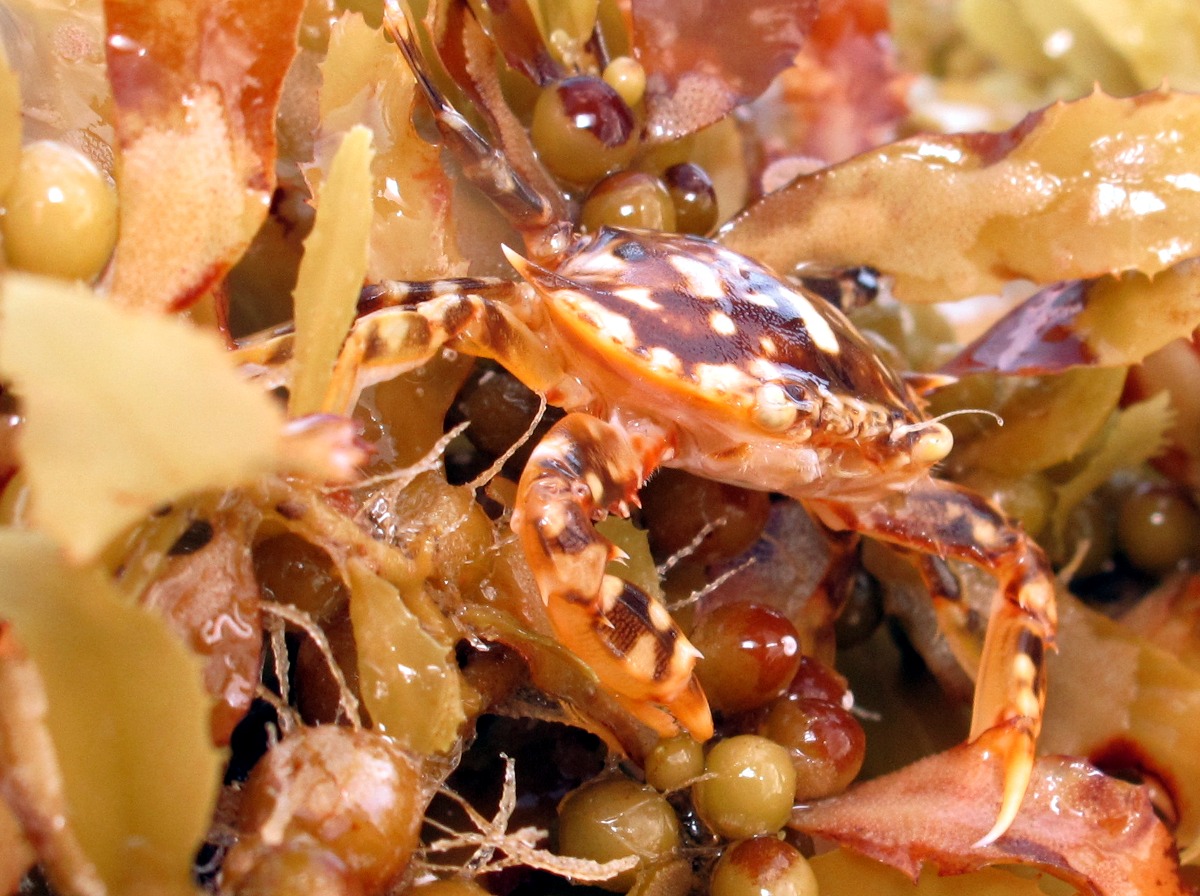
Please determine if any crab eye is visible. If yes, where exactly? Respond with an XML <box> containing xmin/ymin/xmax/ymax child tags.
<box><xmin>910</xmin><ymin>422</ymin><xmax>954</xmax><ymax>465</ymax></box>
<box><xmin>752</xmin><ymin>383</ymin><xmax>798</xmax><ymax>433</ymax></box>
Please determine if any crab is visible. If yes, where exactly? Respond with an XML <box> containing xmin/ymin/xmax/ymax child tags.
<box><xmin>236</xmin><ymin>1</ymin><xmax>1057</xmax><ymax>846</ymax></box>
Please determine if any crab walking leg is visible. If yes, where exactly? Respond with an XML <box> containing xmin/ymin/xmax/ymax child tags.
<box><xmin>382</xmin><ymin>0</ymin><xmax>569</xmax><ymax>253</ymax></box>
<box><xmin>513</xmin><ymin>414</ymin><xmax>713</xmax><ymax>740</ymax></box>
<box><xmin>237</xmin><ymin>282</ymin><xmax>577</xmax><ymax>414</ymax></box>
<box><xmin>357</xmin><ymin>276</ymin><xmax>517</xmax><ymax>314</ymax></box>
<box><xmin>811</xmin><ymin>478</ymin><xmax>1056</xmax><ymax>845</ymax></box>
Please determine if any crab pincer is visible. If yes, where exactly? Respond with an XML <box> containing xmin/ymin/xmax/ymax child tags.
<box><xmin>512</xmin><ymin>413</ymin><xmax>712</xmax><ymax>739</ymax></box>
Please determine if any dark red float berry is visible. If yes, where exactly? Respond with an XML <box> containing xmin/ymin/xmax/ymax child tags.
<box><xmin>691</xmin><ymin>602</ymin><xmax>803</xmax><ymax>714</ymax></box>
<box><xmin>531</xmin><ymin>76</ymin><xmax>639</xmax><ymax>185</ymax></box>
<box><xmin>663</xmin><ymin>162</ymin><xmax>718</xmax><ymax>234</ymax></box>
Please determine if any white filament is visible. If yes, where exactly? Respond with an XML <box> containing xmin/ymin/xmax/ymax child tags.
<box><xmin>891</xmin><ymin>407</ymin><xmax>1004</xmax><ymax>440</ymax></box>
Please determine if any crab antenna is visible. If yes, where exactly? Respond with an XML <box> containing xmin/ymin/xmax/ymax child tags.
<box><xmin>382</xmin><ymin>0</ymin><xmax>569</xmax><ymax>255</ymax></box>
<box><xmin>891</xmin><ymin>407</ymin><xmax>1004</xmax><ymax>441</ymax></box>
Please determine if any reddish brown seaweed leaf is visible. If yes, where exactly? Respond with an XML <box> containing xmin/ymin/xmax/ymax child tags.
<box><xmin>469</xmin><ymin>0</ymin><xmax>562</xmax><ymax>86</ymax></box>
<box><xmin>945</xmin><ymin>258</ymin><xmax>1200</xmax><ymax>376</ymax></box>
<box><xmin>942</xmin><ymin>281</ymin><xmax>1096</xmax><ymax>376</ymax></box>
<box><xmin>104</xmin><ymin>0</ymin><xmax>305</xmax><ymax>311</ymax></box>
<box><xmin>792</xmin><ymin>726</ymin><xmax>1193</xmax><ymax>896</ymax></box>
<box><xmin>764</xmin><ymin>0</ymin><xmax>909</xmax><ymax>165</ymax></box>
<box><xmin>632</xmin><ymin>0</ymin><xmax>818</xmax><ymax>141</ymax></box>
<box><xmin>139</xmin><ymin>497</ymin><xmax>263</xmax><ymax>746</ymax></box>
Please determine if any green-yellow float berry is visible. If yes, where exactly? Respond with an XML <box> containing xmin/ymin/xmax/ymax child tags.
<box><xmin>2</xmin><ymin>140</ymin><xmax>117</xmax><ymax>281</ymax></box>
<box><xmin>644</xmin><ymin>734</ymin><xmax>705</xmax><ymax>792</ymax></box>
<box><xmin>602</xmin><ymin>56</ymin><xmax>647</xmax><ymax>109</ymax></box>
<box><xmin>1117</xmin><ymin>485</ymin><xmax>1200</xmax><ymax>573</ymax></box>
<box><xmin>693</xmin><ymin>735</ymin><xmax>796</xmax><ymax>839</ymax></box>
<box><xmin>557</xmin><ymin>776</ymin><xmax>681</xmax><ymax>891</ymax></box>
<box><xmin>663</xmin><ymin>163</ymin><xmax>718</xmax><ymax>235</ymax></box>
<box><xmin>691</xmin><ymin>602</ymin><xmax>802</xmax><ymax>715</ymax></box>
<box><xmin>531</xmin><ymin>76</ymin><xmax>639</xmax><ymax>185</ymax></box>
<box><xmin>581</xmin><ymin>171</ymin><xmax>675</xmax><ymax>232</ymax></box>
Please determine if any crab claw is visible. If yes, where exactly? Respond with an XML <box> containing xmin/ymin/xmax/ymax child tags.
<box><xmin>513</xmin><ymin>412</ymin><xmax>713</xmax><ymax>741</ymax></box>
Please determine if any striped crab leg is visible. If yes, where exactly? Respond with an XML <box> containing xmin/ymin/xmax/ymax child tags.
<box><xmin>513</xmin><ymin>413</ymin><xmax>713</xmax><ymax>741</ymax></box>
<box><xmin>811</xmin><ymin>477</ymin><xmax>1057</xmax><ymax>845</ymax></box>
<box><xmin>235</xmin><ymin>280</ymin><xmax>577</xmax><ymax>413</ymax></box>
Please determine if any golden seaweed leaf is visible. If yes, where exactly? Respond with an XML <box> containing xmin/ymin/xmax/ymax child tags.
<box><xmin>0</xmin><ymin>530</ymin><xmax>221</xmax><ymax>896</ymax></box>
<box><xmin>722</xmin><ymin>90</ymin><xmax>1200</xmax><ymax>302</ymax></box>
<box><xmin>288</xmin><ymin>125</ymin><xmax>375</xmax><ymax>417</ymax></box>
<box><xmin>0</xmin><ymin>275</ymin><xmax>353</xmax><ymax>562</ymax></box>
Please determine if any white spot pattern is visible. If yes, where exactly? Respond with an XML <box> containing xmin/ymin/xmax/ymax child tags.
<box><xmin>709</xmin><ymin>311</ymin><xmax>737</xmax><ymax>336</ymax></box>
<box><xmin>669</xmin><ymin>255</ymin><xmax>727</xmax><ymax>300</ymax></box>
